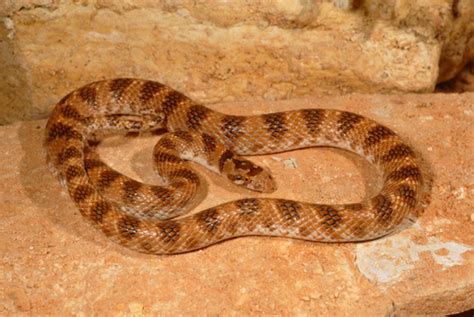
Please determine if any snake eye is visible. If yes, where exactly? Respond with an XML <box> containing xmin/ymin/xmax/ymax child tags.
<box><xmin>229</xmin><ymin>174</ymin><xmax>245</xmax><ymax>185</ymax></box>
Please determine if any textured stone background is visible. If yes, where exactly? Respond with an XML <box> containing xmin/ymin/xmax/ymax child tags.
<box><xmin>0</xmin><ymin>0</ymin><xmax>472</xmax><ymax>124</ymax></box>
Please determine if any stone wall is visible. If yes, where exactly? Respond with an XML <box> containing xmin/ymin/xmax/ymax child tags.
<box><xmin>0</xmin><ymin>0</ymin><xmax>472</xmax><ymax>124</ymax></box>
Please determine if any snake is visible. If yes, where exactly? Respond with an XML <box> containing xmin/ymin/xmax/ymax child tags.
<box><xmin>44</xmin><ymin>78</ymin><xmax>425</xmax><ymax>255</ymax></box>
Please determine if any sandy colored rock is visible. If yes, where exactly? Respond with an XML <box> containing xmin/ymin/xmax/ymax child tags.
<box><xmin>0</xmin><ymin>0</ymin><xmax>472</xmax><ymax>124</ymax></box>
<box><xmin>0</xmin><ymin>92</ymin><xmax>473</xmax><ymax>315</ymax></box>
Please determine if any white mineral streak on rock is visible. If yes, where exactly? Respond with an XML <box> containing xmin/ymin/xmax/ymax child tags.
<box><xmin>355</xmin><ymin>237</ymin><xmax>474</xmax><ymax>284</ymax></box>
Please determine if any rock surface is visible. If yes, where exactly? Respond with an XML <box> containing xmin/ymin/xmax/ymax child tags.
<box><xmin>0</xmin><ymin>93</ymin><xmax>472</xmax><ymax>315</ymax></box>
<box><xmin>1</xmin><ymin>0</ymin><xmax>472</xmax><ymax>124</ymax></box>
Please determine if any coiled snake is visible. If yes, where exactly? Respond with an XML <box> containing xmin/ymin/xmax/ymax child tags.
<box><xmin>45</xmin><ymin>78</ymin><xmax>425</xmax><ymax>254</ymax></box>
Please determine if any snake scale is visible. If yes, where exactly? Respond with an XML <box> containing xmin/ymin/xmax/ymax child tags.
<box><xmin>45</xmin><ymin>78</ymin><xmax>425</xmax><ymax>255</ymax></box>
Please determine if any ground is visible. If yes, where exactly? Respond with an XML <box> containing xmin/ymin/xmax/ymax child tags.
<box><xmin>0</xmin><ymin>92</ymin><xmax>472</xmax><ymax>315</ymax></box>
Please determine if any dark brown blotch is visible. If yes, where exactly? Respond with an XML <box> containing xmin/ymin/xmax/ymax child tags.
<box><xmin>218</xmin><ymin>149</ymin><xmax>234</xmax><ymax>172</ymax></box>
<box><xmin>139</xmin><ymin>81</ymin><xmax>165</xmax><ymax>103</ymax></box>
<box><xmin>65</xmin><ymin>165</ymin><xmax>84</xmax><ymax>181</ymax></box>
<box><xmin>187</xmin><ymin>105</ymin><xmax>210</xmax><ymax>130</ymax></box>
<box><xmin>110</xmin><ymin>78</ymin><xmax>134</xmax><ymax>101</ymax></box>
<box><xmin>263</xmin><ymin>112</ymin><xmax>288</xmax><ymax>139</ymax></box>
<box><xmin>46</xmin><ymin>122</ymin><xmax>82</xmax><ymax>142</ymax></box>
<box><xmin>158</xmin><ymin>138</ymin><xmax>176</xmax><ymax>150</ymax></box>
<box><xmin>197</xmin><ymin>208</ymin><xmax>221</xmax><ymax>232</ymax></box>
<box><xmin>372</xmin><ymin>194</ymin><xmax>393</xmax><ymax>223</ymax></box>
<box><xmin>221</xmin><ymin>115</ymin><xmax>245</xmax><ymax>141</ymax></box>
<box><xmin>395</xmin><ymin>184</ymin><xmax>418</xmax><ymax>208</ymax></box>
<box><xmin>90</xmin><ymin>200</ymin><xmax>111</xmax><ymax>224</ymax></box>
<box><xmin>57</xmin><ymin>146</ymin><xmax>82</xmax><ymax>164</ymax></box>
<box><xmin>174</xmin><ymin>169</ymin><xmax>200</xmax><ymax>184</ymax></box>
<box><xmin>154</xmin><ymin>151</ymin><xmax>181</xmax><ymax>164</ymax></box>
<box><xmin>60</xmin><ymin>104</ymin><xmax>86</xmax><ymax>122</ymax></box>
<box><xmin>117</xmin><ymin>215</ymin><xmax>141</xmax><ymax>240</ymax></box>
<box><xmin>161</xmin><ymin>91</ymin><xmax>188</xmax><ymax>116</ymax></box>
<box><xmin>98</xmin><ymin>170</ymin><xmax>121</xmax><ymax>189</ymax></box>
<box><xmin>387</xmin><ymin>165</ymin><xmax>422</xmax><ymax>183</ymax></box>
<box><xmin>78</xmin><ymin>86</ymin><xmax>97</xmax><ymax>108</ymax></box>
<box><xmin>201</xmin><ymin>133</ymin><xmax>217</xmax><ymax>153</ymax></box>
<box><xmin>84</xmin><ymin>159</ymin><xmax>104</xmax><ymax>171</ymax></box>
<box><xmin>277</xmin><ymin>199</ymin><xmax>301</xmax><ymax>222</ymax></box>
<box><xmin>173</xmin><ymin>131</ymin><xmax>194</xmax><ymax>143</ymax></box>
<box><xmin>236</xmin><ymin>198</ymin><xmax>260</xmax><ymax>216</ymax></box>
<box><xmin>337</xmin><ymin>111</ymin><xmax>363</xmax><ymax>135</ymax></box>
<box><xmin>302</xmin><ymin>109</ymin><xmax>324</xmax><ymax>135</ymax></box>
<box><xmin>157</xmin><ymin>221</ymin><xmax>180</xmax><ymax>243</ymax></box>
<box><xmin>72</xmin><ymin>184</ymin><xmax>95</xmax><ymax>203</ymax></box>
<box><xmin>382</xmin><ymin>144</ymin><xmax>415</xmax><ymax>163</ymax></box>
<box><xmin>318</xmin><ymin>205</ymin><xmax>342</xmax><ymax>227</ymax></box>
<box><xmin>122</xmin><ymin>180</ymin><xmax>143</xmax><ymax>202</ymax></box>
<box><xmin>364</xmin><ymin>125</ymin><xmax>395</xmax><ymax>148</ymax></box>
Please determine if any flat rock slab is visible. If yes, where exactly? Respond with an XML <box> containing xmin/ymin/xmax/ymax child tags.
<box><xmin>0</xmin><ymin>93</ymin><xmax>473</xmax><ymax>315</ymax></box>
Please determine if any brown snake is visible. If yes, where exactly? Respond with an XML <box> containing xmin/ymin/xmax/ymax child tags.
<box><xmin>45</xmin><ymin>78</ymin><xmax>425</xmax><ymax>255</ymax></box>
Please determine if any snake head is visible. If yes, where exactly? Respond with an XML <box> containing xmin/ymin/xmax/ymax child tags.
<box><xmin>227</xmin><ymin>159</ymin><xmax>277</xmax><ymax>193</ymax></box>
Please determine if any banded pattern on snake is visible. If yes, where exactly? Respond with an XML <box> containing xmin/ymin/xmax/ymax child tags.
<box><xmin>45</xmin><ymin>78</ymin><xmax>425</xmax><ymax>254</ymax></box>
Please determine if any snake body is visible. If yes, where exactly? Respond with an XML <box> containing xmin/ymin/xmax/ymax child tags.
<box><xmin>45</xmin><ymin>78</ymin><xmax>425</xmax><ymax>254</ymax></box>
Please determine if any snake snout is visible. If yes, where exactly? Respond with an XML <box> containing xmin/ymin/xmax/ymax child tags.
<box><xmin>247</xmin><ymin>170</ymin><xmax>277</xmax><ymax>193</ymax></box>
